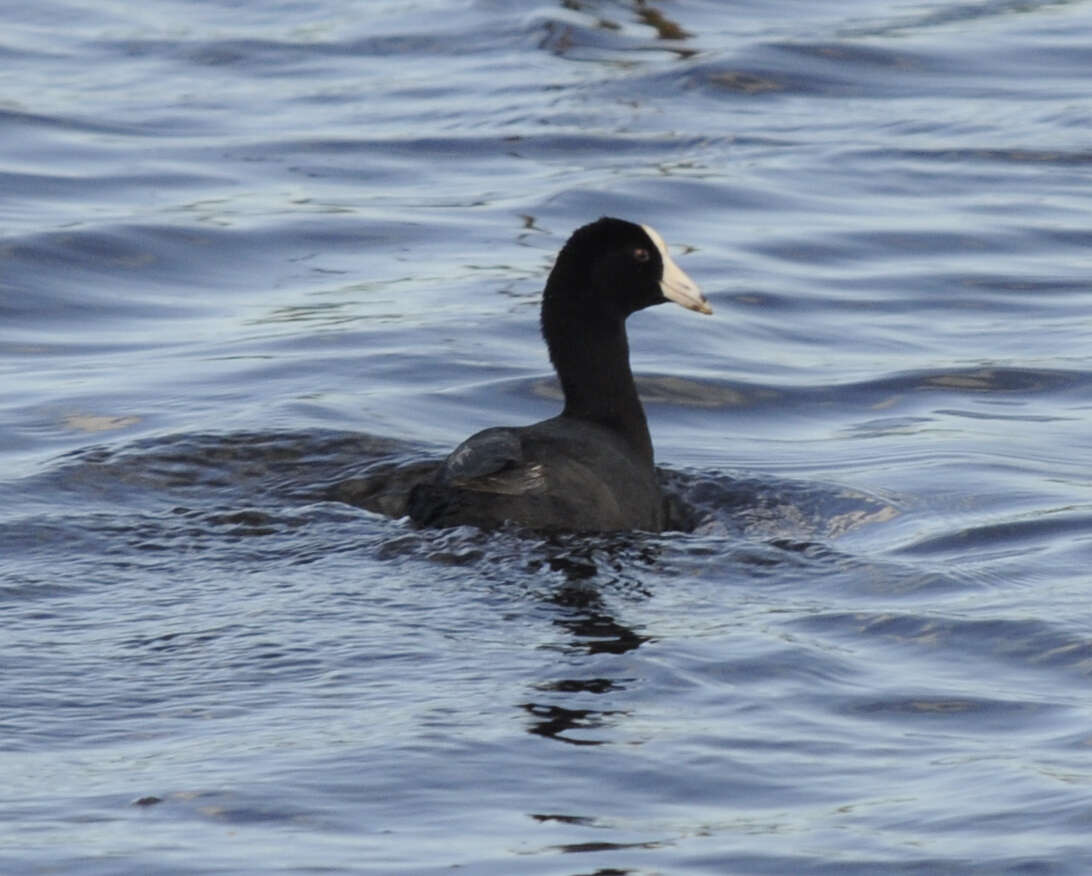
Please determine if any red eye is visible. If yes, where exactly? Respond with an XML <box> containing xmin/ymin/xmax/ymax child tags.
<box><xmin>633</xmin><ymin>248</ymin><xmax>650</xmax><ymax>262</ymax></box>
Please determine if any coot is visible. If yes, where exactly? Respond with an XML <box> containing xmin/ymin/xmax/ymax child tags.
<box><xmin>407</xmin><ymin>217</ymin><xmax>712</xmax><ymax>532</ymax></box>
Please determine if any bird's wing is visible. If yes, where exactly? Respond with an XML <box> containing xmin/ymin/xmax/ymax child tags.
<box><xmin>442</xmin><ymin>428</ymin><xmax>545</xmax><ymax>495</ymax></box>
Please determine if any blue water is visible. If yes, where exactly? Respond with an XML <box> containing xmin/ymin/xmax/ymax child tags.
<box><xmin>4</xmin><ymin>0</ymin><xmax>1092</xmax><ymax>872</ymax></box>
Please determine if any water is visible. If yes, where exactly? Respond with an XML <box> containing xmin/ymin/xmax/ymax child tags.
<box><xmin>4</xmin><ymin>0</ymin><xmax>1092</xmax><ymax>872</ymax></box>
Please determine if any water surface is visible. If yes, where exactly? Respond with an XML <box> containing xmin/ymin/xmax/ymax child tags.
<box><xmin>4</xmin><ymin>0</ymin><xmax>1092</xmax><ymax>873</ymax></box>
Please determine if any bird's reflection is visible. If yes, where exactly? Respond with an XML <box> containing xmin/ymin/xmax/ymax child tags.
<box><xmin>521</xmin><ymin>540</ymin><xmax>654</xmax><ymax>744</ymax></box>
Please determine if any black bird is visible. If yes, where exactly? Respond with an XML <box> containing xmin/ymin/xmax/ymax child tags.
<box><xmin>407</xmin><ymin>217</ymin><xmax>712</xmax><ymax>532</ymax></box>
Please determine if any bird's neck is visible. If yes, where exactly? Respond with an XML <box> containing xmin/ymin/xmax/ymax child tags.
<box><xmin>543</xmin><ymin>309</ymin><xmax>654</xmax><ymax>465</ymax></box>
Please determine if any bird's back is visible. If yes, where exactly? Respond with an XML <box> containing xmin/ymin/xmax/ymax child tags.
<box><xmin>407</xmin><ymin>416</ymin><xmax>664</xmax><ymax>532</ymax></box>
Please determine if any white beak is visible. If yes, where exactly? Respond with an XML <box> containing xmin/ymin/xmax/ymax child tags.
<box><xmin>641</xmin><ymin>224</ymin><xmax>713</xmax><ymax>315</ymax></box>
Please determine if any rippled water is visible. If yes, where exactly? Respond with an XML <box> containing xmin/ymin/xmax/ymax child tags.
<box><xmin>5</xmin><ymin>0</ymin><xmax>1092</xmax><ymax>872</ymax></box>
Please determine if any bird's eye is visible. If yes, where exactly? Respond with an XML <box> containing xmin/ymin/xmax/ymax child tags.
<box><xmin>633</xmin><ymin>248</ymin><xmax>651</xmax><ymax>262</ymax></box>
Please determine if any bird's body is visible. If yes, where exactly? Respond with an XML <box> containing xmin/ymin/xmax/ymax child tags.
<box><xmin>407</xmin><ymin>217</ymin><xmax>711</xmax><ymax>533</ymax></box>
<box><xmin>408</xmin><ymin>416</ymin><xmax>665</xmax><ymax>532</ymax></box>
